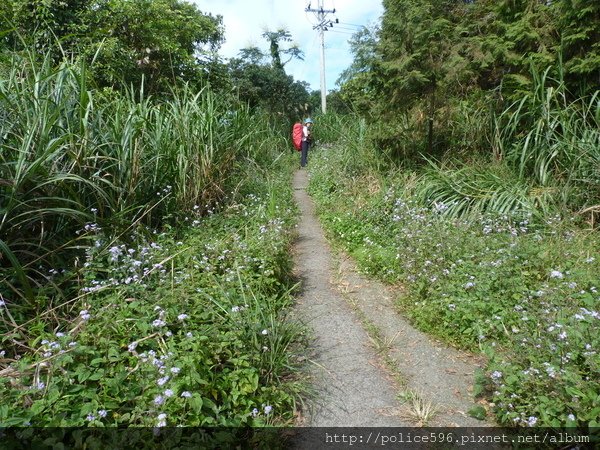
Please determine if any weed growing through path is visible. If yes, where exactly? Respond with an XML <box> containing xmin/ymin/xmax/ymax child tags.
<box><xmin>399</xmin><ymin>390</ymin><xmax>439</xmax><ymax>426</ymax></box>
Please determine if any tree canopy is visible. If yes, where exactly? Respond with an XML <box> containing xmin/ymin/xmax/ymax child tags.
<box><xmin>228</xmin><ymin>29</ymin><xmax>311</xmax><ymax>121</ymax></box>
<box><xmin>1</xmin><ymin>0</ymin><xmax>225</xmax><ymax>94</ymax></box>
<box><xmin>336</xmin><ymin>0</ymin><xmax>600</xmax><ymax>158</ymax></box>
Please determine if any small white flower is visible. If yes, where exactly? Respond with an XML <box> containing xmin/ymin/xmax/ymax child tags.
<box><xmin>79</xmin><ymin>310</ymin><xmax>91</xmax><ymax>321</ymax></box>
<box><xmin>261</xmin><ymin>329</ymin><xmax>268</xmax><ymax>335</ymax></box>
<box><xmin>550</xmin><ymin>270</ymin><xmax>564</xmax><ymax>279</ymax></box>
<box><xmin>264</xmin><ymin>405</ymin><xmax>273</xmax><ymax>415</ymax></box>
<box><xmin>164</xmin><ymin>389</ymin><xmax>174</xmax><ymax>397</ymax></box>
<box><xmin>567</xmin><ymin>414</ymin><xmax>576</xmax><ymax>421</ymax></box>
<box><xmin>181</xmin><ymin>391</ymin><xmax>192</xmax><ymax>398</ymax></box>
<box><xmin>156</xmin><ymin>412</ymin><xmax>167</xmax><ymax>427</ymax></box>
<box><xmin>177</xmin><ymin>313</ymin><xmax>188</xmax><ymax>321</ymax></box>
<box><xmin>157</xmin><ymin>376</ymin><xmax>170</xmax><ymax>386</ymax></box>
<box><xmin>154</xmin><ymin>395</ymin><xmax>164</xmax><ymax>405</ymax></box>
<box><xmin>251</xmin><ymin>408</ymin><xmax>259</xmax><ymax>418</ymax></box>
<box><xmin>558</xmin><ymin>331</ymin><xmax>567</xmax><ymax>340</ymax></box>
<box><xmin>170</xmin><ymin>367</ymin><xmax>181</xmax><ymax>374</ymax></box>
<box><xmin>98</xmin><ymin>410</ymin><xmax>107</xmax><ymax>418</ymax></box>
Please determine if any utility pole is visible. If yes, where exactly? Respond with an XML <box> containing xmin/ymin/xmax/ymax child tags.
<box><xmin>305</xmin><ymin>1</ymin><xmax>338</xmax><ymax>114</ymax></box>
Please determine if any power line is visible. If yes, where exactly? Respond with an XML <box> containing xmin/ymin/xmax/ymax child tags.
<box><xmin>327</xmin><ymin>30</ymin><xmax>354</xmax><ymax>35</ymax></box>
<box><xmin>334</xmin><ymin>26</ymin><xmax>360</xmax><ymax>32</ymax></box>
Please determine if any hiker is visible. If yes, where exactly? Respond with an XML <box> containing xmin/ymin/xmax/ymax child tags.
<box><xmin>301</xmin><ymin>118</ymin><xmax>313</xmax><ymax>168</ymax></box>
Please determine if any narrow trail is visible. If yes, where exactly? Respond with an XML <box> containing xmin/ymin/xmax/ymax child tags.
<box><xmin>291</xmin><ymin>169</ymin><xmax>490</xmax><ymax>428</ymax></box>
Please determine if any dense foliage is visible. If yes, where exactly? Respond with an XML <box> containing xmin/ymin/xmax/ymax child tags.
<box><xmin>0</xmin><ymin>3</ymin><xmax>311</xmax><ymax>432</ymax></box>
<box><xmin>228</xmin><ymin>30</ymin><xmax>312</xmax><ymax>122</ymax></box>
<box><xmin>334</xmin><ymin>0</ymin><xmax>600</xmax><ymax>219</ymax></box>
<box><xmin>337</xmin><ymin>0</ymin><xmax>599</xmax><ymax>159</ymax></box>
<box><xmin>0</xmin><ymin>54</ymin><xmax>286</xmax><ymax>320</ymax></box>
<box><xmin>307</xmin><ymin>118</ymin><xmax>600</xmax><ymax>428</ymax></box>
<box><xmin>2</xmin><ymin>0</ymin><xmax>598</xmax><ymax>434</ymax></box>
<box><xmin>1</xmin><ymin>151</ymin><xmax>305</xmax><ymax>431</ymax></box>
<box><xmin>0</xmin><ymin>0</ymin><xmax>225</xmax><ymax>94</ymax></box>
<box><xmin>322</xmin><ymin>2</ymin><xmax>599</xmax><ymax>428</ymax></box>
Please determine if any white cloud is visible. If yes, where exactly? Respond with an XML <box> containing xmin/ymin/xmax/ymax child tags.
<box><xmin>191</xmin><ymin>0</ymin><xmax>383</xmax><ymax>91</ymax></box>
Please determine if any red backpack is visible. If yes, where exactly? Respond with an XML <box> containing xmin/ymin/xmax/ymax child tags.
<box><xmin>292</xmin><ymin>122</ymin><xmax>303</xmax><ymax>151</ymax></box>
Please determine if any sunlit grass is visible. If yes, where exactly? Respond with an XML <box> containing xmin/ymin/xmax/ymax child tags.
<box><xmin>0</xmin><ymin>52</ymin><xmax>284</xmax><ymax>324</ymax></box>
<box><xmin>308</xmin><ymin>119</ymin><xmax>600</xmax><ymax>428</ymax></box>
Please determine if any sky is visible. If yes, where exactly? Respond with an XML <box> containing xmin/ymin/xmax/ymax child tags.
<box><xmin>191</xmin><ymin>0</ymin><xmax>383</xmax><ymax>92</ymax></box>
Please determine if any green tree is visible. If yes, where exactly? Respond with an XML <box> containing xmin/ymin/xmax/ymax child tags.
<box><xmin>79</xmin><ymin>0</ymin><xmax>224</xmax><ymax>93</ymax></box>
<box><xmin>0</xmin><ymin>0</ymin><xmax>85</xmax><ymax>47</ymax></box>
<box><xmin>228</xmin><ymin>29</ymin><xmax>309</xmax><ymax>122</ymax></box>
<box><xmin>375</xmin><ymin>0</ymin><xmax>464</xmax><ymax>155</ymax></box>
<box><xmin>557</xmin><ymin>0</ymin><xmax>600</xmax><ymax>94</ymax></box>
<box><xmin>261</xmin><ymin>28</ymin><xmax>303</xmax><ymax>71</ymax></box>
<box><xmin>336</xmin><ymin>25</ymin><xmax>380</xmax><ymax>115</ymax></box>
<box><xmin>0</xmin><ymin>0</ymin><xmax>225</xmax><ymax>94</ymax></box>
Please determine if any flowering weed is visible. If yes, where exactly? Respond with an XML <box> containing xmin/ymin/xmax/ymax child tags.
<box><xmin>308</xmin><ymin>145</ymin><xmax>600</xmax><ymax>428</ymax></box>
<box><xmin>0</xmin><ymin>155</ymin><xmax>306</xmax><ymax>430</ymax></box>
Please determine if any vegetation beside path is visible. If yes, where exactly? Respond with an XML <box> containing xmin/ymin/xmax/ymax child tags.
<box><xmin>0</xmin><ymin>56</ymin><xmax>305</xmax><ymax>433</ymax></box>
<box><xmin>307</xmin><ymin>114</ymin><xmax>600</xmax><ymax>429</ymax></box>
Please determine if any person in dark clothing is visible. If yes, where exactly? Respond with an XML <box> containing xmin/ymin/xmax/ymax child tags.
<box><xmin>301</xmin><ymin>117</ymin><xmax>313</xmax><ymax>168</ymax></box>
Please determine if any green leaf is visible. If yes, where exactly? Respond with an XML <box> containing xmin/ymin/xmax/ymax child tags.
<box><xmin>30</xmin><ymin>401</ymin><xmax>46</xmax><ymax>415</ymax></box>
<box><xmin>467</xmin><ymin>405</ymin><xmax>487</xmax><ymax>420</ymax></box>
<box><xmin>88</xmin><ymin>369</ymin><xmax>105</xmax><ymax>381</ymax></box>
<box><xmin>107</xmin><ymin>348</ymin><xmax>121</xmax><ymax>362</ymax></box>
<box><xmin>76</xmin><ymin>370</ymin><xmax>92</xmax><ymax>382</ymax></box>
<box><xmin>90</xmin><ymin>358</ymin><xmax>105</xmax><ymax>367</ymax></box>
<box><xmin>189</xmin><ymin>395</ymin><xmax>203</xmax><ymax>412</ymax></box>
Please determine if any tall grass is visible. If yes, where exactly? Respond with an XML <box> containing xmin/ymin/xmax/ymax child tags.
<box><xmin>499</xmin><ymin>67</ymin><xmax>600</xmax><ymax>210</ymax></box>
<box><xmin>0</xmin><ymin>52</ymin><xmax>283</xmax><ymax>318</ymax></box>
<box><xmin>311</xmin><ymin>112</ymin><xmax>387</xmax><ymax>173</ymax></box>
<box><xmin>410</xmin><ymin>66</ymin><xmax>599</xmax><ymax>220</ymax></box>
<box><xmin>414</xmin><ymin>161</ymin><xmax>557</xmax><ymax>220</ymax></box>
